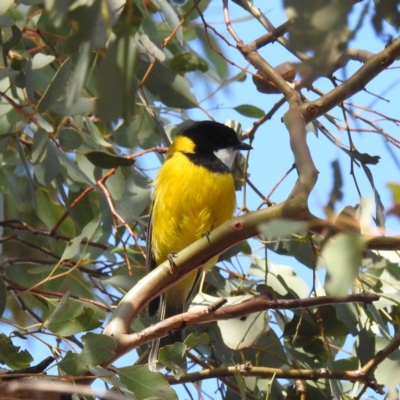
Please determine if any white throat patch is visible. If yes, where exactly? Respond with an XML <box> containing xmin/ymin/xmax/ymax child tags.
<box><xmin>214</xmin><ymin>147</ymin><xmax>237</xmax><ymax>169</ymax></box>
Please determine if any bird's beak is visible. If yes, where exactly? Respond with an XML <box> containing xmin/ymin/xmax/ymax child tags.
<box><xmin>237</xmin><ymin>142</ymin><xmax>253</xmax><ymax>151</ymax></box>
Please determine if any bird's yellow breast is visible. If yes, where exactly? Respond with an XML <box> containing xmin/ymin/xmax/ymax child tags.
<box><xmin>151</xmin><ymin>147</ymin><xmax>236</xmax><ymax>265</ymax></box>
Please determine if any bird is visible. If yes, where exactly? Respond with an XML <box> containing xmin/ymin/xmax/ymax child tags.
<box><xmin>147</xmin><ymin>120</ymin><xmax>252</xmax><ymax>371</ymax></box>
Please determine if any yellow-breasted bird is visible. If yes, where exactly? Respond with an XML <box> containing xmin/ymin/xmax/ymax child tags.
<box><xmin>147</xmin><ymin>120</ymin><xmax>252</xmax><ymax>371</ymax></box>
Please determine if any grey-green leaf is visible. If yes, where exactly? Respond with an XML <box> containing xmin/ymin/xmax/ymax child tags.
<box><xmin>118</xmin><ymin>365</ymin><xmax>178</xmax><ymax>400</ymax></box>
<box><xmin>37</xmin><ymin>58</ymin><xmax>71</xmax><ymax>113</ymax></box>
<box><xmin>84</xmin><ymin>151</ymin><xmax>134</xmax><ymax>169</ymax></box>
<box><xmin>322</xmin><ymin>233</ymin><xmax>367</xmax><ymax>296</ymax></box>
<box><xmin>234</xmin><ymin>104</ymin><xmax>265</xmax><ymax>118</ymax></box>
<box><xmin>137</xmin><ymin>60</ymin><xmax>198</xmax><ymax>109</ymax></box>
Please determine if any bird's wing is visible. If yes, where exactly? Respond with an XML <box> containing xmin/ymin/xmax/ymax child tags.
<box><xmin>146</xmin><ymin>207</ymin><xmax>157</xmax><ymax>274</ymax></box>
<box><xmin>146</xmin><ymin>206</ymin><xmax>161</xmax><ymax>316</ymax></box>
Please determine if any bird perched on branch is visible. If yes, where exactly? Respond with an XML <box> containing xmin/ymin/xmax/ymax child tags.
<box><xmin>147</xmin><ymin>120</ymin><xmax>252</xmax><ymax>371</ymax></box>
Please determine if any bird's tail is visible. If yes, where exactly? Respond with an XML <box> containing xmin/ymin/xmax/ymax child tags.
<box><xmin>148</xmin><ymin>330</ymin><xmax>185</xmax><ymax>372</ymax></box>
<box><xmin>148</xmin><ymin>300</ymin><xmax>187</xmax><ymax>372</ymax></box>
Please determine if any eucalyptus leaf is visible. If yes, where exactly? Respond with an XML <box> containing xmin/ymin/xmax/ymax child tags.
<box><xmin>137</xmin><ymin>60</ymin><xmax>198</xmax><ymax>109</ymax></box>
<box><xmin>0</xmin><ymin>334</ymin><xmax>33</xmax><ymax>370</ymax></box>
<box><xmin>60</xmin><ymin>217</ymin><xmax>101</xmax><ymax>262</ymax></box>
<box><xmin>59</xmin><ymin>128</ymin><xmax>83</xmax><ymax>150</ymax></box>
<box><xmin>31</xmin><ymin>53</ymin><xmax>55</xmax><ymax>70</ymax></box>
<box><xmin>234</xmin><ymin>104</ymin><xmax>265</xmax><ymax>118</ymax></box>
<box><xmin>118</xmin><ymin>366</ymin><xmax>178</xmax><ymax>400</ymax></box>
<box><xmin>322</xmin><ymin>233</ymin><xmax>367</xmax><ymax>296</ymax></box>
<box><xmin>155</xmin><ymin>0</ymin><xmax>183</xmax><ymax>45</ymax></box>
<box><xmin>0</xmin><ymin>277</ymin><xmax>6</xmax><ymax>318</ymax></box>
<box><xmin>84</xmin><ymin>150</ymin><xmax>134</xmax><ymax>169</ymax></box>
<box><xmin>37</xmin><ymin>58</ymin><xmax>71</xmax><ymax>113</ymax></box>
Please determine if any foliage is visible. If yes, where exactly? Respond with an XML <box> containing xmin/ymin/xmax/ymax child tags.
<box><xmin>0</xmin><ymin>1</ymin><xmax>400</xmax><ymax>399</ymax></box>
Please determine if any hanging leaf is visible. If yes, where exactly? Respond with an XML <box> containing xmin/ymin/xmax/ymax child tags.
<box><xmin>84</xmin><ymin>150</ymin><xmax>135</xmax><ymax>169</ymax></box>
<box><xmin>60</xmin><ymin>217</ymin><xmax>101</xmax><ymax>261</ymax></box>
<box><xmin>37</xmin><ymin>58</ymin><xmax>71</xmax><ymax>113</ymax></box>
<box><xmin>137</xmin><ymin>60</ymin><xmax>198</xmax><ymax>109</ymax></box>
<box><xmin>118</xmin><ymin>366</ymin><xmax>178</xmax><ymax>400</ymax></box>
<box><xmin>234</xmin><ymin>104</ymin><xmax>265</xmax><ymax>118</ymax></box>
<box><xmin>0</xmin><ymin>334</ymin><xmax>33</xmax><ymax>370</ymax></box>
<box><xmin>322</xmin><ymin>233</ymin><xmax>367</xmax><ymax>296</ymax></box>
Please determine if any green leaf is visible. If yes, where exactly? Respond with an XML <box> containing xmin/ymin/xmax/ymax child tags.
<box><xmin>260</xmin><ymin>219</ymin><xmax>308</xmax><ymax>240</ymax></box>
<box><xmin>105</xmin><ymin>167</ymin><xmax>125</xmax><ymax>200</ymax></box>
<box><xmin>285</xmin><ymin>1</ymin><xmax>353</xmax><ymax>81</ymax></box>
<box><xmin>333</xmin><ymin>357</ymin><xmax>359</xmax><ymax>371</ymax></box>
<box><xmin>0</xmin><ymin>277</ymin><xmax>6</xmax><ymax>318</ymax></box>
<box><xmin>84</xmin><ymin>151</ymin><xmax>134</xmax><ymax>169</ymax></box>
<box><xmin>118</xmin><ymin>365</ymin><xmax>178</xmax><ymax>400</ymax></box>
<box><xmin>0</xmin><ymin>135</ymin><xmax>10</xmax><ymax>166</ymax></box>
<box><xmin>356</xmin><ymin>328</ymin><xmax>375</xmax><ymax>367</ymax></box>
<box><xmin>58</xmin><ymin>351</ymin><xmax>88</xmax><ymax>376</ymax></box>
<box><xmin>184</xmin><ymin>333</ymin><xmax>210</xmax><ymax>349</ymax></box>
<box><xmin>46</xmin><ymin>291</ymin><xmax>71</xmax><ymax>323</ymax></box>
<box><xmin>85</xmin><ymin>116</ymin><xmax>112</xmax><ymax>148</ymax></box>
<box><xmin>49</xmin><ymin>97</ymin><xmax>95</xmax><ymax>115</ymax></box>
<box><xmin>232</xmin><ymin>368</ymin><xmax>247</xmax><ymax>400</ymax></box>
<box><xmin>2</xmin><ymin>25</ymin><xmax>22</xmax><ymax>56</ymax></box>
<box><xmin>90</xmin><ymin>0</ymin><xmax>126</xmax><ymax>50</ymax></box>
<box><xmin>366</xmin><ymin>303</ymin><xmax>391</xmax><ymax>340</ymax></box>
<box><xmin>374</xmin><ymin>337</ymin><xmax>400</xmax><ymax>389</ymax></box>
<box><xmin>113</xmin><ymin>105</ymin><xmax>164</xmax><ymax>149</ymax></box>
<box><xmin>80</xmin><ymin>332</ymin><xmax>116</xmax><ymax>367</ymax></box>
<box><xmin>322</xmin><ymin>233</ymin><xmax>367</xmax><ymax>296</ymax></box>
<box><xmin>0</xmin><ymin>12</ymin><xmax>14</xmax><ymax>27</ymax></box>
<box><xmin>101</xmin><ymin>273</ymin><xmax>139</xmax><ymax>291</ymax></box>
<box><xmin>0</xmin><ymin>65</ymin><xmax>19</xmax><ymax>81</ymax></box>
<box><xmin>138</xmin><ymin>34</ymin><xmax>166</xmax><ymax>62</ymax></box>
<box><xmin>266</xmin><ymin>264</ymin><xmax>309</xmax><ymax>298</ymax></box>
<box><xmin>166</xmin><ymin>52</ymin><xmax>208</xmax><ymax>73</ymax></box>
<box><xmin>44</xmin><ymin>298</ymin><xmax>105</xmax><ymax>335</ymax></box>
<box><xmin>34</xmin><ymin>141</ymin><xmax>61</xmax><ymax>185</ymax></box>
<box><xmin>218</xmin><ymin>240</ymin><xmax>251</xmax><ymax>262</ymax></box>
<box><xmin>195</xmin><ymin>26</ymin><xmax>228</xmax><ymax>79</ymax></box>
<box><xmin>335</xmin><ymin>304</ymin><xmax>358</xmax><ymax>336</ymax></box>
<box><xmin>60</xmin><ymin>217</ymin><xmax>100</xmax><ymax>262</ymax></box>
<box><xmin>0</xmin><ymin>334</ymin><xmax>33</xmax><ymax>369</ymax></box>
<box><xmin>158</xmin><ymin>342</ymin><xmax>186</xmax><ymax>376</ymax></box>
<box><xmin>35</xmin><ymin>187</ymin><xmax>75</xmax><ymax>236</ymax></box>
<box><xmin>32</xmin><ymin>128</ymin><xmax>48</xmax><ymax>164</ymax></box>
<box><xmin>217</xmin><ymin>298</ymin><xmax>270</xmax><ymax>349</ymax></box>
<box><xmin>37</xmin><ymin>58</ymin><xmax>71</xmax><ymax>113</ymax></box>
<box><xmin>16</xmin><ymin>138</ymin><xmax>37</xmax><ymax>211</ymax></box>
<box><xmin>59</xmin><ymin>128</ymin><xmax>83</xmax><ymax>150</ymax></box>
<box><xmin>234</xmin><ymin>104</ymin><xmax>265</xmax><ymax>118</ymax></box>
<box><xmin>54</xmin><ymin>145</ymin><xmax>94</xmax><ymax>187</ymax></box>
<box><xmin>31</xmin><ymin>53</ymin><xmax>55</xmax><ymax>70</ymax></box>
<box><xmin>65</xmin><ymin>42</ymin><xmax>90</xmax><ymax>109</ymax></box>
<box><xmin>137</xmin><ymin>60</ymin><xmax>198</xmax><ymax>109</ymax></box>
<box><xmin>96</xmin><ymin>35</ymin><xmax>139</xmax><ymax>124</ymax></box>
<box><xmin>156</xmin><ymin>0</ymin><xmax>183</xmax><ymax>45</ymax></box>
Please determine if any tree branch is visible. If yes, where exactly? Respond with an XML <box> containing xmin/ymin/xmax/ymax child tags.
<box><xmin>302</xmin><ymin>36</ymin><xmax>400</xmax><ymax>122</ymax></box>
<box><xmin>361</xmin><ymin>334</ymin><xmax>400</xmax><ymax>376</ymax></box>
<box><xmin>103</xmin><ymin>293</ymin><xmax>379</xmax><ymax>364</ymax></box>
<box><xmin>165</xmin><ymin>363</ymin><xmax>384</xmax><ymax>394</ymax></box>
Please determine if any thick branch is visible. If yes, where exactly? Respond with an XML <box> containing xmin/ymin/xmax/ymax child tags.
<box><xmin>283</xmin><ymin>98</ymin><xmax>319</xmax><ymax>201</ymax></box>
<box><xmin>302</xmin><ymin>35</ymin><xmax>400</xmax><ymax>122</ymax></box>
<box><xmin>103</xmin><ymin>294</ymin><xmax>379</xmax><ymax>362</ymax></box>
<box><xmin>0</xmin><ymin>379</ymin><xmax>129</xmax><ymax>400</ymax></box>
<box><xmin>166</xmin><ymin>364</ymin><xmax>383</xmax><ymax>394</ymax></box>
<box><xmin>239</xmin><ymin>43</ymin><xmax>293</xmax><ymax>98</ymax></box>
